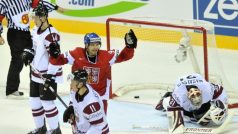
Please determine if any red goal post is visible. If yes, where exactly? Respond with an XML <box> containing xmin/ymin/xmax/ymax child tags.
<box><xmin>106</xmin><ymin>17</ymin><xmax>238</xmax><ymax>106</ymax></box>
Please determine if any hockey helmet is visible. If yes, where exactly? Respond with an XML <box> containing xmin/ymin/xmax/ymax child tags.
<box><xmin>33</xmin><ymin>4</ymin><xmax>48</xmax><ymax>17</ymax></box>
<box><xmin>72</xmin><ymin>69</ymin><xmax>88</xmax><ymax>85</ymax></box>
<box><xmin>84</xmin><ymin>33</ymin><xmax>101</xmax><ymax>46</ymax></box>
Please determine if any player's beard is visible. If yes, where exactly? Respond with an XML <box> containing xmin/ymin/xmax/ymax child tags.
<box><xmin>190</xmin><ymin>95</ymin><xmax>202</xmax><ymax>108</ymax></box>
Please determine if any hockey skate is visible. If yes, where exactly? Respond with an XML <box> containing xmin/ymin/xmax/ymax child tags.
<box><xmin>28</xmin><ymin>124</ymin><xmax>47</xmax><ymax>134</ymax></box>
<box><xmin>47</xmin><ymin>126</ymin><xmax>62</xmax><ymax>134</ymax></box>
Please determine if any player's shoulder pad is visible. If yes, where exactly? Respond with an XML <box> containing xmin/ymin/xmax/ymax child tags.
<box><xmin>83</xmin><ymin>102</ymin><xmax>101</xmax><ymax>115</ymax></box>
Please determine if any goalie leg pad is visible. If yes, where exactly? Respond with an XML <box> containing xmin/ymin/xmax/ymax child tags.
<box><xmin>167</xmin><ymin>107</ymin><xmax>184</xmax><ymax>134</ymax></box>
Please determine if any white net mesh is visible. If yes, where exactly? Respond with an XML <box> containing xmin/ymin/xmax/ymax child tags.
<box><xmin>107</xmin><ymin>17</ymin><xmax>237</xmax><ymax>104</ymax></box>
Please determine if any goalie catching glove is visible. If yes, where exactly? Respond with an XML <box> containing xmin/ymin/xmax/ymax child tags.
<box><xmin>210</xmin><ymin>100</ymin><xmax>227</xmax><ymax>125</ymax></box>
<box><xmin>22</xmin><ymin>48</ymin><xmax>35</xmax><ymax>66</ymax></box>
<box><xmin>195</xmin><ymin>100</ymin><xmax>227</xmax><ymax>126</ymax></box>
<box><xmin>124</xmin><ymin>29</ymin><xmax>137</xmax><ymax>48</ymax></box>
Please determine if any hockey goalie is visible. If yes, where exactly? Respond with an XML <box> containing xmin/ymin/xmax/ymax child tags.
<box><xmin>155</xmin><ymin>73</ymin><xmax>228</xmax><ymax>134</ymax></box>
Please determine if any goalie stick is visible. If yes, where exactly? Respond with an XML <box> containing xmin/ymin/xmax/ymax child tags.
<box><xmin>132</xmin><ymin>111</ymin><xmax>235</xmax><ymax>134</ymax></box>
<box><xmin>181</xmin><ymin>29</ymin><xmax>201</xmax><ymax>74</ymax></box>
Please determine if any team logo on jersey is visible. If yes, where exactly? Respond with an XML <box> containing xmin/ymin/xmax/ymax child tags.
<box><xmin>193</xmin><ymin>0</ymin><xmax>238</xmax><ymax>36</ymax></box>
<box><xmin>88</xmin><ymin>111</ymin><xmax>103</xmax><ymax>120</ymax></box>
<box><xmin>22</xmin><ymin>14</ymin><xmax>29</xmax><ymax>24</ymax></box>
<box><xmin>84</xmin><ymin>67</ymin><xmax>100</xmax><ymax>84</ymax></box>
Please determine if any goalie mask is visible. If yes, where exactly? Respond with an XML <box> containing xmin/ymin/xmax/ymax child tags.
<box><xmin>84</xmin><ymin>33</ymin><xmax>101</xmax><ymax>47</ymax></box>
<box><xmin>187</xmin><ymin>86</ymin><xmax>202</xmax><ymax>107</ymax></box>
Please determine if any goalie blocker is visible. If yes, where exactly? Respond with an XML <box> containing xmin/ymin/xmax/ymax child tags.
<box><xmin>155</xmin><ymin>73</ymin><xmax>229</xmax><ymax>133</ymax></box>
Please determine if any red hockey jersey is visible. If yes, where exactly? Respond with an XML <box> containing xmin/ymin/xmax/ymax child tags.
<box><xmin>50</xmin><ymin>47</ymin><xmax>134</xmax><ymax>97</ymax></box>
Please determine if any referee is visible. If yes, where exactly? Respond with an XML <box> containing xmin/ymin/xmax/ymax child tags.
<box><xmin>0</xmin><ymin>0</ymin><xmax>64</xmax><ymax>98</ymax></box>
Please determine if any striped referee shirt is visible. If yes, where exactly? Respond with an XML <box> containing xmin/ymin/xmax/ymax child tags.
<box><xmin>0</xmin><ymin>0</ymin><xmax>57</xmax><ymax>34</ymax></box>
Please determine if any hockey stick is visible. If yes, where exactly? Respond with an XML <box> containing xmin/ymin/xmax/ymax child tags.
<box><xmin>40</xmin><ymin>0</ymin><xmax>60</xmax><ymax>49</ymax></box>
<box><xmin>181</xmin><ymin>29</ymin><xmax>201</xmax><ymax>74</ymax></box>
<box><xmin>133</xmin><ymin>111</ymin><xmax>235</xmax><ymax>134</ymax></box>
<box><xmin>30</xmin><ymin>64</ymin><xmax>78</xmax><ymax>133</ymax></box>
<box><xmin>30</xmin><ymin>63</ymin><xmax>68</xmax><ymax>108</ymax></box>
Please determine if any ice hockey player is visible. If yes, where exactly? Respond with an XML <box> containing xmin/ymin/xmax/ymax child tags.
<box><xmin>50</xmin><ymin>29</ymin><xmax>137</xmax><ymax>114</ymax></box>
<box><xmin>155</xmin><ymin>73</ymin><xmax>228</xmax><ymax>133</ymax></box>
<box><xmin>63</xmin><ymin>69</ymin><xmax>109</xmax><ymax>134</ymax></box>
<box><xmin>21</xmin><ymin>4</ymin><xmax>63</xmax><ymax>134</ymax></box>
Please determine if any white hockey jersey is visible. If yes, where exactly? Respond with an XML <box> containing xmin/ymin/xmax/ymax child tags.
<box><xmin>70</xmin><ymin>84</ymin><xmax>109</xmax><ymax>134</ymax></box>
<box><xmin>31</xmin><ymin>26</ymin><xmax>63</xmax><ymax>84</ymax></box>
<box><xmin>172</xmin><ymin>73</ymin><xmax>228</xmax><ymax>111</ymax></box>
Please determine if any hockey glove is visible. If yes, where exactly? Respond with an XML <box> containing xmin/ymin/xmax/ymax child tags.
<box><xmin>209</xmin><ymin>100</ymin><xmax>227</xmax><ymax>125</ymax></box>
<box><xmin>42</xmin><ymin>74</ymin><xmax>55</xmax><ymax>88</ymax></box>
<box><xmin>49</xmin><ymin>42</ymin><xmax>61</xmax><ymax>58</ymax></box>
<box><xmin>63</xmin><ymin>105</ymin><xmax>75</xmax><ymax>124</ymax></box>
<box><xmin>22</xmin><ymin>48</ymin><xmax>35</xmax><ymax>66</ymax></box>
<box><xmin>124</xmin><ymin>29</ymin><xmax>137</xmax><ymax>48</ymax></box>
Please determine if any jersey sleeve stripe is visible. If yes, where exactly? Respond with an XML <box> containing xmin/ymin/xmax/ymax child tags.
<box><xmin>89</xmin><ymin>117</ymin><xmax>104</xmax><ymax>125</ymax></box>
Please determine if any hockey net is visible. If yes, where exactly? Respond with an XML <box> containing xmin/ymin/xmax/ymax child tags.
<box><xmin>106</xmin><ymin>17</ymin><xmax>238</xmax><ymax>107</ymax></box>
